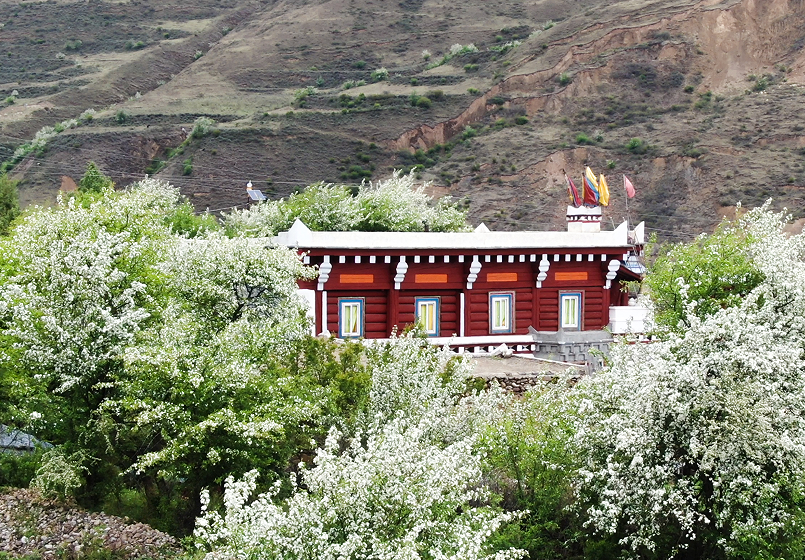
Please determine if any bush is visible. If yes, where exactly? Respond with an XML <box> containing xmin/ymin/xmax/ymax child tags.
<box><xmin>575</xmin><ymin>133</ymin><xmax>591</xmax><ymax>144</ymax></box>
<box><xmin>370</xmin><ymin>67</ymin><xmax>388</xmax><ymax>82</ymax></box>
<box><xmin>114</xmin><ymin>110</ymin><xmax>129</xmax><ymax>124</ymax></box>
<box><xmin>558</xmin><ymin>72</ymin><xmax>572</xmax><ymax>86</ymax></box>
<box><xmin>190</xmin><ymin>116</ymin><xmax>215</xmax><ymax>139</ymax></box>
<box><xmin>0</xmin><ymin>172</ymin><xmax>20</xmax><ymax>234</ymax></box>
<box><xmin>625</xmin><ymin>137</ymin><xmax>648</xmax><ymax>153</ymax></box>
<box><xmin>515</xmin><ymin>116</ymin><xmax>529</xmax><ymax>125</ymax></box>
<box><xmin>415</xmin><ymin>96</ymin><xmax>431</xmax><ymax>109</ymax></box>
<box><xmin>182</xmin><ymin>157</ymin><xmax>193</xmax><ymax>176</ymax></box>
<box><xmin>31</xmin><ymin>448</ymin><xmax>88</xmax><ymax>500</ymax></box>
<box><xmin>0</xmin><ymin>448</ymin><xmax>42</xmax><ymax>488</ymax></box>
<box><xmin>78</xmin><ymin>161</ymin><xmax>115</xmax><ymax>194</ymax></box>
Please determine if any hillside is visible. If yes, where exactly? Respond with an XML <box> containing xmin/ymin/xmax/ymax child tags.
<box><xmin>3</xmin><ymin>0</ymin><xmax>805</xmax><ymax>238</ymax></box>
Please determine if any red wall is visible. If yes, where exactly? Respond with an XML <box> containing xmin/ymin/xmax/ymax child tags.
<box><xmin>305</xmin><ymin>251</ymin><xmax>627</xmax><ymax>337</ymax></box>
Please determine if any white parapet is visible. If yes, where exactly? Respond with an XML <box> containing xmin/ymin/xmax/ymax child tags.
<box><xmin>609</xmin><ymin>305</ymin><xmax>652</xmax><ymax>334</ymax></box>
<box><xmin>566</xmin><ymin>205</ymin><xmax>603</xmax><ymax>233</ymax></box>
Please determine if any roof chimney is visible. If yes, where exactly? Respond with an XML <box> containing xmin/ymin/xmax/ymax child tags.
<box><xmin>566</xmin><ymin>205</ymin><xmax>602</xmax><ymax>233</ymax></box>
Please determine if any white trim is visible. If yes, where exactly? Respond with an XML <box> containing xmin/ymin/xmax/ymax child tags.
<box><xmin>317</xmin><ymin>256</ymin><xmax>332</xmax><ymax>291</ymax></box>
<box><xmin>274</xmin><ymin>219</ymin><xmax>634</xmax><ymax>250</ymax></box>
<box><xmin>364</xmin><ymin>335</ymin><xmax>535</xmax><ymax>346</ymax></box>
<box><xmin>459</xmin><ymin>292</ymin><xmax>465</xmax><ymax>336</ymax></box>
<box><xmin>467</xmin><ymin>256</ymin><xmax>482</xmax><ymax>289</ymax></box>
<box><xmin>605</xmin><ymin>259</ymin><xmax>621</xmax><ymax>289</ymax></box>
<box><xmin>536</xmin><ymin>254</ymin><xmax>550</xmax><ymax>288</ymax></box>
<box><xmin>321</xmin><ymin>290</ymin><xmax>328</xmax><ymax>333</ymax></box>
<box><xmin>394</xmin><ymin>256</ymin><xmax>408</xmax><ymax>290</ymax></box>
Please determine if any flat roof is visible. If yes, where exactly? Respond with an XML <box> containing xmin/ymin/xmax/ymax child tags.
<box><xmin>273</xmin><ymin>219</ymin><xmax>635</xmax><ymax>251</ymax></box>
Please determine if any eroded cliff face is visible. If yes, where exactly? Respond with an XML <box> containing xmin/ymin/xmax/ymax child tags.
<box><xmin>392</xmin><ymin>0</ymin><xmax>805</xmax><ymax>153</ymax></box>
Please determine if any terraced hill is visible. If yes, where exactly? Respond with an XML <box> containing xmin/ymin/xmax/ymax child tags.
<box><xmin>3</xmin><ymin>0</ymin><xmax>805</xmax><ymax>238</ymax></box>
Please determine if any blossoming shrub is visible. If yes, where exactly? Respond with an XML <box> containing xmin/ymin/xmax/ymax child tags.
<box><xmin>195</xmin><ymin>333</ymin><xmax>525</xmax><ymax>560</ymax></box>
<box><xmin>573</xmin><ymin>205</ymin><xmax>805</xmax><ymax>558</ymax></box>
<box><xmin>196</xmin><ymin>422</ymin><xmax>524</xmax><ymax>560</ymax></box>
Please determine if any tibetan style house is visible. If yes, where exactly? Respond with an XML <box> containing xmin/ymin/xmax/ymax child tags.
<box><xmin>275</xmin><ymin>206</ymin><xmax>646</xmax><ymax>358</ymax></box>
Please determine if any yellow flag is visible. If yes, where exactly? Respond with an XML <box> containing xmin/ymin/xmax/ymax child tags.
<box><xmin>598</xmin><ymin>173</ymin><xmax>610</xmax><ymax>206</ymax></box>
<box><xmin>585</xmin><ymin>166</ymin><xmax>599</xmax><ymax>188</ymax></box>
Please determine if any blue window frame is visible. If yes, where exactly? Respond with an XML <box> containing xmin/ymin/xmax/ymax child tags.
<box><xmin>339</xmin><ymin>298</ymin><xmax>364</xmax><ymax>338</ymax></box>
<box><xmin>489</xmin><ymin>293</ymin><xmax>514</xmax><ymax>333</ymax></box>
<box><xmin>415</xmin><ymin>297</ymin><xmax>440</xmax><ymax>336</ymax></box>
<box><xmin>560</xmin><ymin>292</ymin><xmax>582</xmax><ymax>330</ymax></box>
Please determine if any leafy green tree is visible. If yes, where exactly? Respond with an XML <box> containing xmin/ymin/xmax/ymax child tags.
<box><xmin>0</xmin><ymin>172</ymin><xmax>20</xmax><ymax>235</ymax></box>
<box><xmin>644</xmin><ymin>219</ymin><xmax>765</xmax><ymax>332</ymax></box>
<box><xmin>78</xmin><ymin>161</ymin><xmax>115</xmax><ymax>194</ymax></box>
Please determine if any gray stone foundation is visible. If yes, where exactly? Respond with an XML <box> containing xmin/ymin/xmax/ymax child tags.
<box><xmin>528</xmin><ymin>327</ymin><xmax>613</xmax><ymax>366</ymax></box>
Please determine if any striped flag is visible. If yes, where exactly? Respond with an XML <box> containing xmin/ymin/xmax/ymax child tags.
<box><xmin>565</xmin><ymin>174</ymin><xmax>582</xmax><ymax>207</ymax></box>
<box><xmin>624</xmin><ymin>175</ymin><xmax>636</xmax><ymax>198</ymax></box>
<box><xmin>583</xmin><ymin>167</ymin><xmax>599</xmax><ymax>206</ymax></box>
<box><xmin>598</xmin><ymin>173</ymin><xmax>610</xmax><ymax>206</ymax></box>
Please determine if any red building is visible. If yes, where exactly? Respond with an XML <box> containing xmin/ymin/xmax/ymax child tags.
<box><xmin>276</xmin><ymin>207</ymin><xmax>645</xmax><ymax>354</ymax></box>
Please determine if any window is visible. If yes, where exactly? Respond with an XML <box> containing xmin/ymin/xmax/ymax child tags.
<box><xmin>489</xmin><ymin>293</ymin><xmax>513</xmax><ymax>333</ymax></box>
<box><xmin>415</xmin><ymin>297</ymin><xmax>440</xmax><ymax>336</ymax></box>
<box><xmin>339</xmin><ymin>298</ymin><xmax>364</xmax><ymax>338</ymax></box>
<box><xmin>560</xmin><ymin>292</ymin><xmax>582</xmax><ymax>330</ymax></box>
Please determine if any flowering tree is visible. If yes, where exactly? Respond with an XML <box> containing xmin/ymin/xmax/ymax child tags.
<box><xmin>572</xmin><ymin>205</ymin><xmax>805</xmax><ymax>558</ymax></box>
<box><xmin>195</xmin><ymin>334</ymin><xmax>525</xmax><ymax>560</ymax></box>
<box><xmin>224</xmin><ymin>171</ymin><xmax>469</xmax><ymax>236</ymax></box>
<box><xmin>0</xmin><ymin>178</ymin><xmax>340</xmax><ymax>528</ymax></box>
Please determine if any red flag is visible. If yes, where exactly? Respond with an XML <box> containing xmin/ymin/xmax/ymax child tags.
<box><xmin>565</xmin><ymin>175</ymin><xmax>582</xmax><ymax>207</ymax></box>
<box><xmin>582</xmin><ymin>174</ymin><xmax>599</xmax><ymax>207</ymax></box>
<box><xmin>624</xmin><ymin>175</ymin><xmax>636</xmax><ymax>198</ymax></box>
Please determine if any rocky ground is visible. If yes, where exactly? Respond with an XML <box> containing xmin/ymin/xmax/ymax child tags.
<box><xmin>0</xmin><ymin>488</ymin><xmax>182</xmax><ymax>559</ymax></box>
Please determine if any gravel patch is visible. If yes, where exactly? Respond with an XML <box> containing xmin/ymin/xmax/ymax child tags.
<box><xmin>0</xmin><ymin>488</ymin><xmax>182</xmax><ymax>559</ymax></box>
